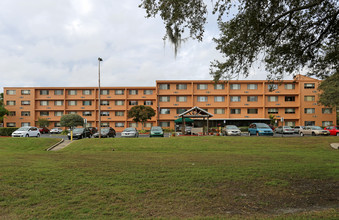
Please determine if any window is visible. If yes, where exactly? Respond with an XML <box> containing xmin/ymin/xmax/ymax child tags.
<box><xmin>115</xmin><ymin>90</ymin><xmax>124</xmax><ymax>95</ymax></box>
<box><xmin>214</xmin><ymin>84</ymin><xmax>224</xmax><ymax>90</ymax></box>
<box><xmin>144</xmin><ymin>90</ymin><xmax>153</xmax><ymax>95</ymax></box>
<box><xmin>55</xmin><ymin>111</ymin><xmax>63</xmax><ymax>116</ymax></box>
<box><xmin>305</xmin><ymin>108</ymin><xmax>315</xmax><ymax>114</ymax></box>
<box><xmin>322</xmin><ymin>121</ymin><xmax>333</xmax><ymax>127</ymax></box>
<box><xmin>214</xmin><ymin>96</ymin><xmax>225</xmax><ymax>102</ymax></box>
<box><xmin>247</xmin><ymin>84</ymin><xmax>258</xmax><ymax>90</ymax></box>
<box><xmin>115</xmin><ymin>100</ymin><xmax>124</xmax><ymax>106</ymax></box>
<box><xmin>54</xmin><ymin>122</ymin><xmax>61</xmax><ymax>127</ymax></box>
<box><xmin>82</xmin><ymin>90</ymin><xmax>92</xmax><ymax>95</ymax></box>
<box><xmin>54</xmin><ymin>90</ymin><xmax>63</xmax><ymax>95</ymax></box>
<box><xmin>40</xmin><ymin>111</ymin><xmax>49</xmax><ymax>116</ymax></box>
<box><xmin>87</xmin><ymin>122</ymin><xmax>92</xmax><ymax>127</ymax></box>
<box><xmin>21</xmin><ymin>101</ymin><xmax>30</xmax><ymax>105</ymax></box>
<box><xmin>6</xmin><ymin>122</ymin><xmax>16</xmax><ymax>127</ymax></box>
<box><xmin>21</xmin><ymin>122</ymin><xmax>30</xmax><ymax>127</ymax></box>
<box><xmin>6</xmin><ymin>90</ymin><xmax>16</xmax><ymax>95</ymax></box>
<box><xmin>144</xmin><ymin>101</ymin><xmax>153</xmax><ymax>105</ymax></box>
<box><xmin>197</xmin><ymin>84</ymin><xmax>208</xmax><ymax>90</ymax></box>
<box><xmin>160</xmin><ymin>109</ymin><xmax>170</xmax><ymax>114</ymax></box>
<box><xmin>21</xmin><ymin>111</ymin><xmax>30</xmax><ymax>116</ymax></box>
<box><xmin>304</xmin><ymin>96</ymin><xmax>315</xmax><ymax>101</ymax></box>
<box><xmin>100</xmin><ymin>90</ymin><xmax>109</xmax><ymax>95</ymax></box>
<box><xmin>54</xmin><ymin>101</ymin><xmax>63</xmax><ymax>106</ymax></box>
<box><xmin>286</xmin><ymin>121</ymin><xmax>295</xmax><ymax>127</ymax></box>
<box><xmin>197</xmin><ymin>96</ymin><xmax>208</xmax><ymax>102</ymax></box>
<box><xmin>268</xmin><ymin>84</ymin><xmax>278</xmax><ymax>91</ymax></box>
<box><xmin>285</xmin><ymin>84</ymin><xmax>295</xmax><ymax>90</ymax></box>
<box><xmin>159</xmin><ymin>84</ymin><xmax>170</xmax><ymax>90</ymax></box>
<box><xmin>68</xmin><ymin>90</ymin><xmax>77</xmax><ymax>95</ymax></box>
<box><xmin>115</xmin><ymin>122</ymin><xmax>125</xmax><ymax>127</ymax></box>
<box><xmin>176</xmin><ymin>96</ymin><xmax>187</xmax><ymax>102</ymax></box>
<box><xmin>159</xmin><ymin>122</ymin><xmax>170</xmax><ymax>127</ymax></box>
<box><xmin>129</xmin><ymin>101</ymin><xmax>138</xmax><ymax>105</ymax></box>
<box><xmin>115</xmin><ymin>111</ymin><xmax>124</xmax><ymax>116</ymax></box>
<box><xmin>247</xmin><ymin>109</ymin><xmax>258</xmax><ymax>114</ymax></box>
<box><xmin>6</xmin><ymin>101</ymin><xmax>15</xmax><ymax>105</ymax></box>
<box><xmin>9</xmin><ymin>111</ymin><xmax>16</xmax><ymax>116</ymax></box>
<box><xmin>21</xmin><ymin>90</ymin><xmax>30</xmax><ymax>95</ymax></box>
<box><xmin>159</xmin><ymin>96</ymin><xmax>170</xmax><ymax>102</ymax></box>
<box><xmin>40</xmin><ymin>101</ymin><xmax>49</xmax><ymax>106</ymax></box>
<box><xmin>230</xmin><ymin>84</ymin><xmax>241</xmax><ymax>90</ymax></box>
<box><xmin>129</xmin><ymin>122</ymin><xmax>138</xmax><ymax>128</ymax></box>
<box><xmin>304</xmin><ymin>121</ymin><xmax>315</xmax><ymax>126</ymax></box>
<box><xmin>129</xmin><ymin>90</ymin><xmax>138</xmax><ymax>95</ymax></box>
<box><xmin>230</xmin><ymin>96</ymin><xmax>241</xmax><ymax>102</ymax></box>
<box><xmin>68</xmin><ymin>101</ymin><xmax>77</xmax><ymax>106</ymax></box>
<box><xmin>101</xmin><ymin>112</ymin><xmax>110</xmax><ymax>116</ymax></box>
<box><xmin>177</xmin><ymin>109</ymin><xmax>187</xmax><ymax>114</ymax></box>
<box><xmin>230</xmin><ymin>109</ymin><xmax>241</xmax><ymax>114</ymax></box>
<box><xmin>247</xmin><ymin>96</ymin><xmax>258</xmax><ymax>102</ymax></box>
<box><xmin>100</xmin><ymin>100</ymin><xmax>109</xmax><ymax>106</ymax></box>
<box><xmin>304</xmin><ymin>83</ymin><xmax>315</xmax><ymax>89</ymax></box>
<box><xmin>82</xmin><ymin>100</ymin><xmax>92</xmax><ymax>106</ymax></box>
<box><xmin>285</xmin><ymin>108</ymin><xmax>295</xmax><ymax>114</ymax></box>
<box><xmin>176</xmin><ymin>84</ymin><xmax>187</xmax><ymax>90</ymax></box>
<box><xmin>40</xmin><ymin>90</ymin><xmax>49</xmax><ymax>95</ymax></box>
<box><xmin>322</xmin><ymin>108</ymin><xmax>332</xmax><ymax>114</ymax></box>
<box><xmin>144</xmin><ymin>122</ymin><xmax>152</xmax><ymax>128</ymax></box>
<box><xmin>83</xmin><ymin>111</ymin><xmax>92</xmax><ymax>116</ymax></box>
<box><xmin>214</xmin><ymin>109</ymin><xmax>225</xmax><ymax>114</ymax></box>
<box><xmin>285</xmin><ymin>96</ymin><xmax>295</xmax><ymax>102</ymax></box>
<box><xmin>68</xmin><ymin>111</ymin><xmax>77</xmax><ymax>114</ymax></box>
<box><xmin>268</xmin><ymin>108</ymin><xmax>278</xmax><ymax>114</ymax></box>
<box><xmin>267</xmin><ymin>96</ymin><xmax>278</xmax><ymax>102</ymax></box>
<box><xmin>101</xmin><ymin>122</ymin><xmax>110</xmax><ymax>127</ymax></box>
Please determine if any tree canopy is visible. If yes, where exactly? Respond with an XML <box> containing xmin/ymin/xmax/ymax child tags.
<box><xmin>37</xmin><ymin>118</ymin><xmax>50</xmax><ymax>128</ymax></box>
<box><xmin>140</xmin><ymin>0</ymin><xmax>338</xmax><ymax>81</ymax></box>
<box><xmin>127</xmin><ymin>105</ymin><xmax>156</xmax><ymax>129</ymax></box>
<box><xmin>318</xmin><ymin>72</ymin><xmax>339</xmax><ymax>107</ymax></box>
<box><xmin>0</xmin><ymin>93</ymin><xmax>9</xmax><ymax>123</ymax></box>
<box><xmin>60</xmin><ymin>114</ymin><xmax>84</xmax><ymax>129</ymax></box>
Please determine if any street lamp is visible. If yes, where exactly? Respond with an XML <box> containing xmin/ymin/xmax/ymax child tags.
<box><xmin>98</xmin><ymin>57</ymin><xmax>103</xmax><ymax>138</ymax></box>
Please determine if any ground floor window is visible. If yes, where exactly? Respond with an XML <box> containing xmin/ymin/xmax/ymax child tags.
<box><xmin>101</xmin><ymin>122</ymin><xmax>109</xmax><ymax>127</ymax></box>
<box><xmin>115</xmin><ymin>122</ymin><xmax>124</xmax><ymax>127</ymax></box>
<box><xmin>322</xmin><ymin>121</ymin><xmax>333</xmax><ymax>127</ymax></box>
<box><xmin>285</xmin><ymin>121</ymin><xmax>295</xmax><ymax>127</ymax></box>
<box><xmin>129</xmin><ymin>122</ymin><xmax>138</xmax><ymax>128</ymax></box>
<box><xmin>304</xmin><ymin>121</ymin><xmax>315</xmax><ymax>126</ymax></box>
<box><xmin>159</xmin><ymin>122</ymin><xmax>170</xmax><ymax>127</ymax></box>
<box><xmin>21</xmin><ymin>122</ymin><xmax>30</xmax><ymax>127</ymax></box>
<box><xmin>54</xmin><ymin>122</ymin><xmax>61</xmax><ymax>127</ymax></box>
<box><xmin>6</xmin><ymin>122</ymin><xmax>16</xmax><ymax>127</ymax></box>
<box><xmin>144</xmin><ymin>122</ymin><xmax>152</xmax><ymax>128</ymax></box>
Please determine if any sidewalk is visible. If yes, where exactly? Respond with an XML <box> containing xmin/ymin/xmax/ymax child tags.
<box><xmin>48</xmin><ymin>140</ymin><xmax>72</xmax><ymax>151</ymax></box>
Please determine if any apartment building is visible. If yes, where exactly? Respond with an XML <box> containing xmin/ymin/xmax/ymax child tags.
<box><xmin>3</xmin><ymin>75</ymin><xmax>336</xmax><ymax>131</ymax></box>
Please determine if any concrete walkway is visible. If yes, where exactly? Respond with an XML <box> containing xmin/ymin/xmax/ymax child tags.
<box><xmin>47</xmin><ymin>140</ymin><xmax>72</xmax><ymax>151</ymax></box>
<box><xmin>330</xmin><ymin>143</ymin><xmax>339</xmax><ymax>150</ymax></box>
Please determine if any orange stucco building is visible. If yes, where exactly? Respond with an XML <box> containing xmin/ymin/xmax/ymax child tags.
<box><xmin>3</xmin><ymin>75</ymin><xmax>336</xmax><ymax>131</ymax></box>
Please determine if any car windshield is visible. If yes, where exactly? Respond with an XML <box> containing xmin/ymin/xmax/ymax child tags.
<box><xmin>283</xmin><ymin>126</ymin><xmax>292</xmax><ymax>128</ymax></box>
<box><xmin>311</xmin><ymin>126</ymin><xmax>322</xmax><ymax>130</ymax></box>
<box><xmin>73</xmin><ymin>128</ymin><xmax>84</xmax><ymax>132</ymax></box>
<box><xmin>256</xmin><ymin>123</ymin><xmax>270</xmax><ymax>128</ymax></box>
<box><xmin>151</xmin><ymin>127</ymin><xmax>162</xmax><ymax>131</ymax></box>
<box><xmin>123</xmin><ymin>128</ymin><xmax>135</xmax><ymax>132</ymax></box>
<box><xmin>226</xmin><ymin>125</ymin><xmax>238</xmax><ymax>129</ymax></box>
<box><xmin>17</xmin><ymin>127</ymin><xmax>30</xmax><ymax>131</ymax></box>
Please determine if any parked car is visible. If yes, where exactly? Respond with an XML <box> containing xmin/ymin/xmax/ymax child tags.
<box><xmin>12</xmin><ymin>126</ymin><xmax>40</xmax><ymax>138</ymax></box>
<box><xmin>324</xmin><ymin>126</ymin><xmax>339</xmax><ymax>136</ymax></box>
<box><xmin>293</xmin><ymin>126</ymin><xmax>305</xmax><ymax>134</ymax></box>
<box><xmin>50</xmin><ymin>127</ymin><xmax>63</xmax><ymax>134</ymax></box>
<box><xmin>67</xmin><ymin>127</ymin><xmax>92</xmax><ymax>140</ymax></box>
<box><xmin>268</xmin><ymin>124</ymin><xmax>275</xmax><ymax>131</ymax></box>
<box><xmin>93</xmin><ymin>127</ymin><xmax>116</xmax><ymax>138</ymax></box>
<box><xmin>248</xmin><ymin>123</ymin><xmax>274</xmax><ymax>136</ymax></box>
<box><xmin>299</xmin><ymin>126</ymin><xmax>330</xmax><ymax>136</ymax></box>
<box><xmin>274</xmin><ymin>126</ymin><xmax>294</xmax><ymax>134</ymax></box>
<box><xmin>87</xmin><ymin>127</ymin><xmax>98</xmax><ymax>135</ymax></box>
<box><xmin>185</xmin><ymin>126</ymin><xmax>192</xmax><ymax>135</ymax></box>
<box><xmin>39</xmin><ymin>127</ymin><xmax>50</xmax><ymax>134</ymax></box>
<box><xmin>121</xmin><ymin>127</ymin><xmax>139</xmax><ymax>138</ymax></box>
<box><xmin>223</xmin><ymin>125</ymin><xmax>241</xmax><ymax>136</ymax></box>
<box><xmin>150</xmin><ymin>126</ymin><xmax>164</xmax><ymax>137</ymax></box>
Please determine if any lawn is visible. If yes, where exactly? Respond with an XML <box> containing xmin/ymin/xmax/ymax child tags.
<box><xmin>0</xmin><ymin>136</ymin><xmax>338</xmax><ymax>219</ymax></box>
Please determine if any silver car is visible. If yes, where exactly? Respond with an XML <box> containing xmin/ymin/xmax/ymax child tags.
<box><xmin>12</xmin><ymin>126</ymin><xmax>41</xmax><ymax>138</ymax></box>
<box><xmin>293</xmin><ymin>126</ymin><xmax>305</xmax><ymax>134</ymax></box>
<box><xmin>275</xmin><ymin>126</ymin><xmax>294</xmax><ymax>134</ymax></box>
<box><xmin>223</xmin><ymin>125</ymin><xmax>241</xmax><ymax>136</ymax></box>
<box><xmin>121</xmin><ymin>127</ymin><xmax>139</xmax><ymax>138</ymax></box>
<box><xmin>300</xmin><ymin>126</ymin><xmax>330</xmax><ymax>136</ymax></box>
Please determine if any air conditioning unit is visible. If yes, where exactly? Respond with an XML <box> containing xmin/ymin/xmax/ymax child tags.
<box><xmin>275</xmin><ymin>91</ymin><xmax>280</xmax><ymax>93</ymax></box>
<box><xmin>206</xmin><ymin>104</ymin><xmax>211</xmax><ymax>106</ymax></box>
<box><xmin>81</xmin><ymin>107</ymin><xmax>85</xmax><ymax>109</ymax></box>
<box><xmin>108</xmin><ymin>107</ymin><xmax>111</xmax><ymax>109</ymax></box>
<box><xmin>142</xmin><ymin>96</ymin><xmax>146</xmax><ymax>98</ymax></box>
<box><xmin>108</xmin><ymin>96</ymin><xmax>111</xmax><ymax>98</ymax></box>
<box><xmin>244</xmin><ymin>91</ymin><xmax>249</xmax><ymax>93</ymax></box>
<box><xmin>206</xmin><ymin>91</ymin><xmax>210</xmax><ymax>93</ymax></box>
<box><xmin>312</xmin><ymin>91</ymin><xmax>317</xmax><ymax>93</ymax></box>
<box><xmin>245</xmin><ymin>116</ymin><xmax>249</xmax><ymax>118</ymax></box>
<box><xmin>47</xmin><ymin>107</ymin><xmax>51</xmax><ymax>109</ymax></box>
<box><xmin>244</xmin><ymin>104</ymin><xmax>249</xmax><ymax>106</ymax></box>
<box><xmin>20</xmin><ymin>96</ymin><xmax>23</xmax><ymax>99</ymax></box>
<box><xmin>276</xmin><ymin>104</ymin><xmax>280</xmax><ymax>105</ymax></box>
<box><xmin>174</xmin><ymin>91</ymin><xmax>178</xmax><ymax>94</ymax></box>
<box><xmin>174</xmin><ymin>104</ymin><xmax>178</xmax><ymax>106</ymax></box>
<box><xmin>47</xmin><ymin>97</ymin><xmax>51</xmax><ymax>99</ymax></box>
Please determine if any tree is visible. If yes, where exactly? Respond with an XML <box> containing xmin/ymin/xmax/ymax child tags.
<box><xmin>37</xmin><ymin>118</ymin><xmax>50</xmax><ymax>128</ymax></box>
<box><xmin>318</xmin><ymin>72</ymin><xmax>339</xmax><ymax>107</ymax></box>
<box><xmin>0</xmin><ymin>93</ymin><xmax>9</xmax><ymax>123</ymax></box>
<box><xmin>269</xmin><ymin>114</ymin><xmax>277</xmax><ymax>126</ymax></box>
<box><xmin>127</xmin><ymin>105</ymin><xmax>156</xmax><ymax>129</ymax></box>
<box><xmin>140</xmin><ymin>0</ymin><xmax>338</xmax><ymax>80</ymax></box>
<box><xmin>60</xmin><ymin>114</ymin><xmax>84</xmax><ymax>129</ymax></box>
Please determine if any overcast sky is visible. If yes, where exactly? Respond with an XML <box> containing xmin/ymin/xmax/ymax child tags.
<box><xmin>0</xmin><ymin>0</ymin><xmax>292</xmax><ymax>92</ymax></box>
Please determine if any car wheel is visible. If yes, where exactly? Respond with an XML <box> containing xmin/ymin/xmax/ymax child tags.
<box><xmin>300</xmin><ymin>132</ymin><xmax>304</xmax><ymax>137</ymax></box>
<box><xmin>68</xmin><ymin>137</ymin><xmax>71</xmax><ymax>140</ymax></box>
<box><xmin>312</xmin><ymin>132</ymin><xmax>316</xmax><ymax>136</ymax></box>
<box><xmin>36</xmin><ymin>133</ymin><xmax>40</xmax><ymax>138</ymax></box>
<box><xmin>256</xmin><ymin>132</ymin><xmax>259</xmax><ymax>136</ymax></box>
<box><xmin>336</xmin><ymin>133</ymin><xmax>339</xmax><ymax>136</ymax></box>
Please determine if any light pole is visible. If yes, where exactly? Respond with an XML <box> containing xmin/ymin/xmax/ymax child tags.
<box><xmin>98</xmin><ymin>57</ymin><xmax>103</xmax><ymax>138</ymax></box>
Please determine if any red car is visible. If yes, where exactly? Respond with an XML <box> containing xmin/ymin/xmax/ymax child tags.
<box><xmin>324</xmin><ymin>126</ymin><xmax>339</xmax><ymax>136</ymax></box>
<box><xmin>39</xmin><ymin>127</ymin><xmax>50</xmax><ymax>134</ymax></box>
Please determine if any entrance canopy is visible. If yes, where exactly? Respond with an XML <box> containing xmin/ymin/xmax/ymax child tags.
<box><xmin>174</xmin><ymin>117</ymin><xmax>194</xmax><ymax>123</ymax></box>
<box><xmin>178</xmin><ymin>106</ymin><xmax>213</xmax><ymax>135</ymax></box>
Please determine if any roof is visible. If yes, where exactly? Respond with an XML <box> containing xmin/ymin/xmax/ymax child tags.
<box><xmin>178</xmin><ymin>106</ymin><xmax>214</xmax><ymax>118</ymax></box>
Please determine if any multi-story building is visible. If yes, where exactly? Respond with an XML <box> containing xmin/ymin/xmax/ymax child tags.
<box><xmin>3</xmin><ymin>75</ymin><xmax>336</xmax><ymax>131</ymax></box>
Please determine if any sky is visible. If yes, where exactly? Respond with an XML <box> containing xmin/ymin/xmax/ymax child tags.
<box><xmin>0</xmin><ymin>0</ymin><xmax>292</xmax><ymax>92</ymax></box>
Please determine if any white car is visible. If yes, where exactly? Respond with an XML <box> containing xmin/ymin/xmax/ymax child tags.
<box><xmin>12</xmin><ymin>126</ymin><xmax>41</xmax><ymax>137</ymax></box>
<box><xmin>223</xmin><ymin>125</ymin><xmax>241</xmax><ymax>136</ymax></box>
<box><xmin>50</xmin><ymin>127</ymin><xmax>63</xmax><ymax>134</ymax></box>
<box><xmin>121</xmin><ymin>127</ymin><xmax>139</xmax><ymax>138</ymax></box>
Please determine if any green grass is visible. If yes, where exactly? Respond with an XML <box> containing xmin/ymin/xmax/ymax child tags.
<box><xmin>0</xmin><ymin>136</ymin><xmax>338</xmax><ymax>219</ymax></box>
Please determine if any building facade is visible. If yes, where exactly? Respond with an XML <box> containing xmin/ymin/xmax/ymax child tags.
<box><xmin>3</xmin><ymin>75</ymin><xmax>336</xmax><ymax>131</ymax></box>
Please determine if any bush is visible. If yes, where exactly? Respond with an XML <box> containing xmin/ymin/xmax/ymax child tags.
<box><xmin>0</xmin><ymin>127</ymin><xmax>18</xmax><ymax>136</ymax></box>
<box><xmin>61</xmin><ymin>130</ymin><xmax>69</xmax><ymax>135</ymax></box>
<box><xmin>239</xmin><ymin>127</ymin><xmax>248</xmax><ymax>132</ymax></box>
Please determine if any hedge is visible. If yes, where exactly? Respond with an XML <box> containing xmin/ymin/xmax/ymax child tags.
<box><xmin>0</xmin><ymin>127</ymin><xmax>18</xmax><ymax>136</ymax></box>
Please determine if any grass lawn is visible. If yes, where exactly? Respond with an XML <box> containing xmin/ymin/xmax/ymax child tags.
<box><xmin>0</xmin><ymin>136</ymin><xmax>338</xmax><ymax>219</ymax></box>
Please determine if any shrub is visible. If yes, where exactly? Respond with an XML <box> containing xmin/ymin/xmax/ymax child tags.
<box><xmin>61</xmin><ymin>130</ymin><xmax>69</xmax><ymax>135</ymax></box>
<box><xmin>0</xmin><ymin>127</ymin><xmax>18</xmax><ymax>136</ymax></box>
